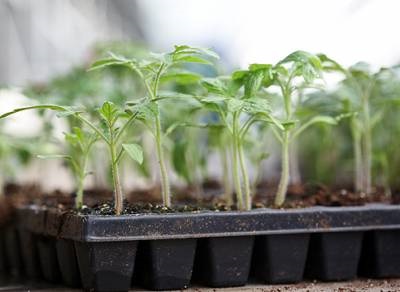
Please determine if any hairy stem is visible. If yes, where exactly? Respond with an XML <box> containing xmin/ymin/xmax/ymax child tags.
<box><xmin>155</xmin><ymin>114</ymin><xmax>171</xmax><ymax>207</ymax></box>
<box><xmin>275</xmin><ymin>131</ymin><xmax>290</xmax><ymax>206</ymax></box>
<box><xmin>109</xmin><ymin>130</ymin><xmax>123</xmax><ymax>215</ymax></box>
<box><xmin>237</xmin><ymin>137</ymin><xmax>251</xmax><ymax>210</ymax></box>
<box><xmin>232</xmin><ymin>112</ymin><xmax>243</xmax><ymax>210</ymax></box>
<box><xmin>76</xmin><ymin>175</ymin><xmax>84</xmax><ymax>209</ymax></box>
<box><xmin>351</xmin><ymin>119</ymin><xmax>363</xmax><ymax>192</ymax></box>
<box><xmin>362</xmin><ymin>97</ymin><xmax>372</xmax><ymax>195</ymax></box>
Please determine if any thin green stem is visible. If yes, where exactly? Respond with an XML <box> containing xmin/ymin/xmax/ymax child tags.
<box><xmin>155</xmin><ymin>114</ymin><xmax>171</xmax><ymax>207</ymax></box>
<box><xmin>362</xmin><ymin>96</ymin><xmax>372</xmax><ymax>195</ymax></box>
<box><xmin>237</xmin><ymin>137</ymin><xmax>251</xmax><ymax>210</ymax></box>
<box><xmin>109</xmin><ymin>127</ymin><xmax>123</xmax><ymax>215</ymax></box>
<box><xmin>76</xmin><ymin>175</ymin><xmax>84</xmax><ymax>209</ymax></box>
<box><xmin>143</xmin><ymin>63</ymin><xmax>171</xmax><ymax>206</ymax></box>
<box><xmin>275</xmin><ymin>130</ymin><xmax>290</xmax><ymax>206</ymax></box>
<box><xmin>351</xmin><ymin>119</ymin><xmax>363</xmax><ymax>192</ymax></box>
<box><xmin>232</xmin><ymin>112</ymin><xmax>244</xmax><ymax>210</ymax></box>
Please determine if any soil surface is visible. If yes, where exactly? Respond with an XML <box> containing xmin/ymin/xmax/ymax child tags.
<box><xmin>2</xmin><ymin>181</ymin><xmax>399</xmax><ymax>216</ymax></box>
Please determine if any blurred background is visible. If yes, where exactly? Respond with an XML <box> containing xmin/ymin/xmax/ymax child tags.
<box><xmin>2</xmin><ymin>0</ymin><xmax>400</xmax><ymax>86</ymax></box>
<box><xmin>1</xmin><ymin>0</ymin><xmax>400</xmax><ymax>194</ymax></box>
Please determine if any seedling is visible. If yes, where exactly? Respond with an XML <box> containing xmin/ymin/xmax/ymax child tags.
<box><xmin>267</xmin><ymin>51</ymin><xmax>341</xmax><ymax>206</ymax></box>
<box><xmin>0</xmin><ymin>102</ymin><xmax>143</xmax><ymax>215</ymax></box>
<box><xmin>38</xmin><ymin>127</ymin><xmax>98</xmax><ymax>209</ymax></box>
<box><xmin>89</xmin><ymin>45</ymin><xmax>218</xmax><ymax>207</ymax></box>
<box><xmin>199</xmin><ymin>65</ymin><xmax>282</xmax><ymax>210</ymax></box>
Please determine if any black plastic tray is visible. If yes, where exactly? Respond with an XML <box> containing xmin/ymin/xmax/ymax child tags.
<box><xmin>2</xmin><ymin>204</ymin><xmax>400</xmax><ymax>291</ymax></box>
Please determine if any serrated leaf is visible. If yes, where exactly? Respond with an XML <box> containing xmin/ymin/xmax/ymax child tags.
<box><xmin>242</xmin><ymin>98</ymin><xmax>270</xmax><ymax>114</ymax></box>
<box><xmin>277</xmin><ymin>51</ymin><xmax>323</xmax><ymax>83</ymax></box>
<box><xmin>160</xmin><ymin>71</ymin><xmax>202</xmax><ymax>84</ymax></box>
<box><xmin>129</xmin><ymin>100</ymin><xmax>158</xmax><ymax>120</ymax></box>
<box><xmin>244</xmin><ymin>70</ymin><xmax>265</xmax><ymax>98</ymax></box>
<box><xmin>227</xmin><ymin>98</ymin><xmax>244</xmax><ymax>112</ymax></box>
<box><xmin>278</xmin><ymin>50</ymin><xmax>322</xmax><ymax>69</ymax></box>
<box><xmin>173</xmin><ymin>55</ymin><xmax>212</xmax><ymax>65</ymax></box>
<box><xmin>89</xmin><ymin>52</ymin><xmax>138</xmax><ymax>72</ymax></box>
<box><xmin>122</xmin><ymin>143</ymin><xmax>143</xmax><ymax>164</ymax></box>
<box><xmin>232</xmin><ymin>70</ymin><xmax>248</xmax><ymax>81</ymax></box>
<box><xmin>317</xmin><ymin>54</ymin><xmax>346</xmax><ymax>74</ymax></box>
<box><xmin>99</xmin><ymin>101</ymin><xmax>119</xmax><ymax>123</ymax></box>
<box><xmin>172</xmin><ymin>45</ymin><xmax>219</xmax><ymax>60</ymax></box>
<box><xmin>157</xmin><ymin>91</ymin><xmax>195</xmax><ymax>101</ymax></box>
<box><xmin>201</xmin><ymin>78</ymin><xmax>228</xmax><ymax>96</ymax></box>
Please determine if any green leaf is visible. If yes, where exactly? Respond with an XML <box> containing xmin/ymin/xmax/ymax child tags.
<box><xmin>232</xmin><ymin>70</ymin><xmax>248</xmax><ymax>81</ymax></box>
<box><xmin>317</xmin><ymin>54</ymin><xmax>346</xmax><ymax>74</ymax></box>
<box><xmin>242</xmin><ymin>98</ymin><xmax>270</xmax><ymax>114</ymax></box>
<box><xmin>160</xmin><ymin>71</ymin><xmax>202</xmax><ymax>84</ymax></box>
<box><xmin>201</xmin><ymin>78</ymin><xmax>229</xmax><ymax>96</ymax></box>
<box><xmin>99</xmin><ymin>101</ymin><xmax>119</xmax><ymax>124</ymax></box>
<box><xmin>173</xmin><ymin>55</ymin><xmax>213</xmax><ymax>65</ymax></box>
<box><xmin>278</xmin><ymin>50</ymin><xmax>322</xmax><ymax>70</ymax></box>
<box><xmin>244</xmin><ymin>70</ymin><xmax>265</xmax><ymax>98</ymax></box>
<box><xmin>277</xmin><ymin>50</ymin><xmax>323</xmax><ymax>83</ymax></box>
<box><xmin>172</xmin><ymin>45</ymin><xmax>219</xmax><ymax>60</ymax></box>
<box><xmin>122</xmin><ymin>143</ymin><xmax>143</xmax><ymax>164</ymax></box>
<box><xmin>227</xmin><ymin>98</ymin><xmax>244</xmax><ymax>112</ymax></box>
<box><xmin>156</xmin><ymin>91</ymin><xmax>195</xmax><ymax>101</ymax></box>
<box><xmin>128</xmin><ymin>99</ymin><xmax>158</xmax><ymax>120</ymax></box>
<box><xmin>88</xmin><ymin>52</ymin><xmax>138</xmax><ymax>72</ymax></box>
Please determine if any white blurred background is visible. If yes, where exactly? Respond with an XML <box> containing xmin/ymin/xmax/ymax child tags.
<box><xmin>1</xmin><ymin>0</ymin><xmax>400</xmax><ymax>86</ymax></box>
<box><xmin>1</xmin><ymin>0</ymin><xmax>400</xmax><ymax>191</ymax></box>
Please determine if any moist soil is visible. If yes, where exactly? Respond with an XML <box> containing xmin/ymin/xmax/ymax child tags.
<box><xmin>2</xmin><ymin>181</ymin><xmax>398</xmax><ymax>216</ymax></box>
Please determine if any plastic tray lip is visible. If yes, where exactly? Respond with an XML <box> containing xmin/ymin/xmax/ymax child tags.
<box><xmin>54</xmin><ymin>203</ymin><xmax>400</xmax><ymax>218</ymax></box>
<box><xmin>32</xmin><ymin>203</ymin><xmax>399</xmax><ymax>242</ymax></box>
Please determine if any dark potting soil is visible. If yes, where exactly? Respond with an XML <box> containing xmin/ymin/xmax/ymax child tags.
<box><xmin>2</xmin><ymin>181</ymin><xmax>398</xmax><ymax>216</ymax></box>
<box><xmin>64</xmin><ymin>183</ymin><xmax>394</xmax><ymax>215</ymax></box>
<box><xmin>77</xmin><ymin>201</ymin><xmax>239</xmax><ymax>216</ymax></box>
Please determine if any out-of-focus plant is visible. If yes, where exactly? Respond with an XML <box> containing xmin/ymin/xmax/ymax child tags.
<box><xmin>38</xmin><ymin>127</ymin><xmax>98</xmax><ymax>208</ymax></box>
<box><xmin>320</xmin><ymin>58</ymin><xmax>400</xmax><ymax>195</ymax></box>
<box><xmin>0</xmin><ymin>132</ymin><xmax>38</xmax><ymax>195</ymax></box>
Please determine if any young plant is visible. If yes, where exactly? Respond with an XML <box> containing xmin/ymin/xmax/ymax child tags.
<box><xmin>0</xmin><ymin>102</ymin><xmax>143</xmax><ymax>215</ymax></box>
<box><xmin>199</xmin><ymin>65</ymin><xmax>282</xmax><ymax>210</ymax></box>
<box><xmin>38</xmin><ymin>127</ymin><xmax>98</xmax><ymax>209</ymax></box>
<box><xmin>89</xmin><ymin>45</ymin><xmax>218</xmax><ymax>207</ymax></box>
<box><xmin>331</xmin><ymin>63</ymin><xmax>400</xmax><ymax>195</ymax></box>
<box><xmin>268</xmin><ymin>51</ymin><xmax>341</xmax><ymax>206</ymax></box>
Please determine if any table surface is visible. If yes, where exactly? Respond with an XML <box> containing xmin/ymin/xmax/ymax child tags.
<box><xmin>1</xmin><ymin>278</ymin><xmax>400</xmax><ymax>291</ymax></box>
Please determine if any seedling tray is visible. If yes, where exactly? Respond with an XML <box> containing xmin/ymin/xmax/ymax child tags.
<box><xmin>3</xmin><ymin>204</ymin><xmax>400</xmax><ymax>291</ymax></box>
